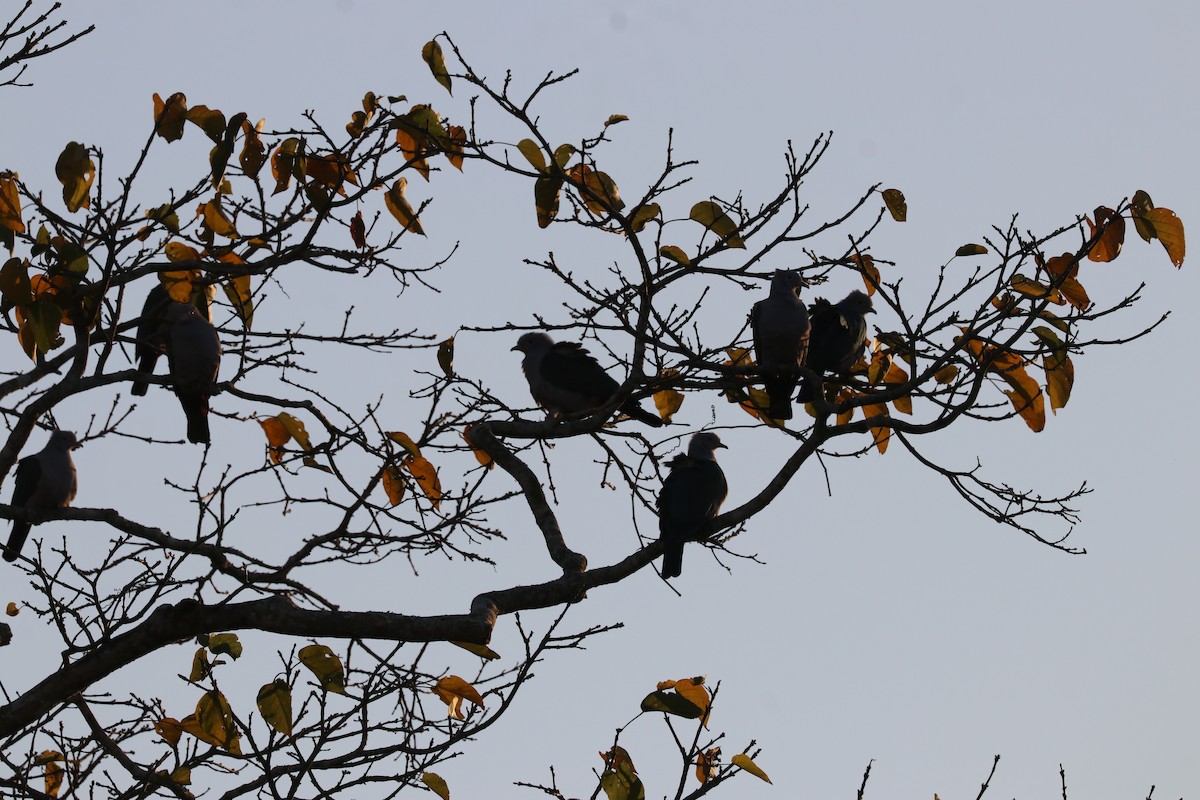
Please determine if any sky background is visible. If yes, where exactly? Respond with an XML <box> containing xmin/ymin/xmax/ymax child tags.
<box><xmin>2</xmin><ymin>1</ymin><xmax>1198</xmax><ymax>798</ymax></box>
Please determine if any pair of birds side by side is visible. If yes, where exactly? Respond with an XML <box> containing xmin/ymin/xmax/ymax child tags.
<box><xmin>3</xmin><ymin>430</ymin><xmax>79</xmax><ymax>563</ymax></box>
<box><xmin>750</xmin><ymin>269</ymin><xmax>876</xmax><ymax>417</ymax></box>
<box><xmin>133</xmin><ymin>285</ymin><xmax>222</xmax><ymax>444</ymax></box>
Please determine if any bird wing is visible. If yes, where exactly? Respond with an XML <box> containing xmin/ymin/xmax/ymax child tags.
<box><xmin>538</xmin><ymin>342</ymin><xmax>620</xmax><ymax>408</ymax></box>
<box><xmin>11</xmin><ymin>455</ymin><xmax>41</xmax><ymax>509</ymax></box>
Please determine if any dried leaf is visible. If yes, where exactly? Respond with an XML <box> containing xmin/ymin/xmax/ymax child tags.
<box><xmin>1130</xmin><ymin>189</ymin><xmax>1155</xmax><ymax>242</ymax></box>
<box><xmin>566</xmin><ymin>164</ymin><xmax>624</xmax><ymax>215</ymax></box>
<box><xmin>604</xmin><ymin>114</ymin><xmax>629</xmax><ymax>127</ymax></box>
<box><xmin>933</xmin><ymin>364</ymin><xmax>959</xmax><ymax>384</ymax></box>
<box><xmin>384</xmin><ymin>177</ymin><xmax>425</xmax><ymax>235</ymax></box>
<box><xmin>437</xmin><ymin>335</ymin><xmax>454</xmax><ymax>377</ymax></box>
<box><xmin>0</xmin><ymin>175</ymin><xmax>26</xmax><ymax>234</ymax></box>
<box><xmin>55</xmin><ymin>142</ymin><xmax>94</xmax><ymax>213</ymax></box>
<box><xmin>276</xmin><ymin>412</ymin><xmax>312</xmax><ymax>451</ymax></box>
<box><xmin>1086</xmin><ymin>205</ymin><xmax>1125</xmax><ymax>262</ymax></box>
<box><xmin>444</xmin><ymin>124</ymin><xmax>466</xmax><ymax>171</ymax></box>
<box><xmin>350</xmin><ymin>210</ymin><xmax>367</xmax><ymax>248</ymax></box>
<box><xmin>629</xmin><ymin>202</ymin><xmax>661</xmax><ymax>233</ymax></box>
<box><xmin>659</xmin><ymin>245</ymin><xmax>690</xmax><ymax>264</ymax></box>
<box><xmin>696</xmin><ymin>747</ymin><xmax>720</xmax><ymax>784</ymax></box>
<box><xmin>517</xmin><ymin>139</ymin><xmax>547</xmax><ymax>172</ymax></box>
<box><xmin>863</xmin><ymin>402</ymin><xmax>891</xmax><ymax>453</ymax></box>
<box><xmin>433</xmin><ymin>675</ymin><xmax>485</xmax><ymax>720</ymax></box>
<box><xmin>386</xmin><ymin>431</ymin><xmax>422</xmax><ymax>458</ymax></box>
<box><xmin>955</xmin><ymin>243</ymin><xmax>987</xmax><ymax>256</ymax></box>
<box><xmin>5</xmin><ymin>601</ymin><xmax>17</xmax><ymax>616</ymax></box>
<box><xmin>259</xmin><ymin>417</ymin><xmax>290</xmax><ymax>464</ymax></box>
<box><xmin>381</xmin><ymin>464</ymin><xmax>405</xmax><ymax>506</ymax></box>
<box><xmin>152</xmin><ymin>92</ymin><xmax>188</xmax><ymax>142</ymax></box>
<box><xmin>450</xmin><ymin>640</ymin><xmax>501</xmax><ymax>659</ymax></box>
<box><xmin>404</xmin><ymin>454</ymin><xmax>443</xmax><ymax>509</ymax></box>
<box><xmin>881</xmin><ymin>187</ymin><xmax>906</xmax><ymax>221</ymax></box>
<box><xmin>421</xmin><ymin>773</ymin><xmax>451</xmax><ymax>800</ymax></box>
<box><xmin>422</xmin><ymin>40</ymin><xmax>452</xmax><ymax>94</ymax></box>
<box><xmin>1145</xmin><ymin>207</ymin><xmax>1185</xmax><ymax>268</ymax></box>
<box><xmin>851</xmin><ymin>253</ymin><xmax>879</xmax><ymax>295</ymax></box>
<box><xmin>461</xmin><ymin>428</ymin><xmax>494</xmax><ymax>470</ymax></box>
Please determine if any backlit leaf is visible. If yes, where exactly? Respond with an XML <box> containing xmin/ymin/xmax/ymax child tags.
<box><xmin>199</xmin><ymin>199</ymin><xmax>238</xmax><ymax>238</ymax></box>
<box><xmin>659</xmin><ymin>245</ymin><xmax>690</xmax><ymax>265</ymax></box>
<box><xmin>955</xmin><ymin>243</ymin><xmax>987</xmax><ymax>256</ymax></box>
<box><xmin>1009</xmin><ymin>274</ymin><xmax>1064</xmax><ymax>304</ymax></box>
<box><xmin>189</xmin><ymin>648</ymin><xmax>211</xmax><ymax>681</ymax></box>
<box><xmin>517</xmin><ymin>139</ymin><xmax>547</xmax><ymax>172</ymax></box>
<box><xmin>653</xmin><ymin>387</ymin><xmax>684</xmax><ymax>423</ymax></box>
<box><xmin>731</xmin><ymin>753</ymin><xmax>772</xmax><ymax>784</ymax></box>
<box><xmin>696</xmin><ymin>747</ymin><xmax>720</xmax><ymax>784</ymax></box>
<box><xmin>534</xmin><ymin>174</ymin><xmax>563</xmax><ymax>228</ymax></box>
<box><xmin>462</xmin><ymin>428</ymin><xmax>494</xmax><ymax>470</ymax></box>
<box><xmin>147</xmin><ymin>204</ymin><xmax>181</xmax><ymax>234</ymax></box>
<box><xmin>276</xmin><ymin>412</ymin><xmax>312</xmax><ymax>451</ymax></box>
<box><xmin>1044</xmin><ymin>352</ymin><xmax>1074</xmax><ymax>413</ymax></box>
<box><xmin>445</xmin><ymin>125</ymin><xmax>466</xmax><ymax>170</ymax></box>
<box><xmin>553</xmin><ymin>143</ymin><xmax>576</xmax><ymax>167</ymax></box>
<box><xmin>153</xmin><ymin>92</ymin><xmax>188</xmax><ymax>142</ymax></box>
<box><xmin>256</xmin><ymin>679</ymin><xmax>293</xmax><ymax>736</ymax></box>
<box><xmin>567</xmin><ymin>164</ymin><xmax>624</xmax><ymax>215</ymax></box>
<box><xmin>381</xmin><ymin>464</ymin><xmax>405</xmax><ymax>506</ymax></box>
<box><xmin>640</xmin><ymin>689</ymin><xmax>703</xmax><ymax>718</ymax></box>
<box><xmin>239</xmin><ymin>119</ymin><xmax>266</xmax><ymax>177</ymax></box>
<box><xmin>155</xmin><ymin>717</ymin><xmax>185</xmax><ymax>747</ymax></box>
<box><xmin>37</xmin><ymin>751</ymin><xmax>64</xmax><ymax>797</ymax></box>
<box><xmin>183</xmin><ymin>690</ymin><xmax>241</xmax><ymax>753</ymax></box>
<box><xmin>386</xmin><ymin>431</ymin><xmax>422</xmax><ymax>458</ymax></box>
<box><xmin>881</xmin><ymin>187</ymin><xmax>906</xmax><ymax>221</ymax></box>
<box><xmin>384</xmin><ymin>177</ymin><xmax>425</xmax><ymax>235</ymax></box>
<box><xmin>629</xmin><ymin>202</ymin><xmax>661</xmax><ymax>233</ymax></box>
<box><xmin>222</xmin><ymin>274</ymin><xmax>254</xmax><ymax>329</ymax></box>
<box><xmin>851</xmin><ymin>253</ymin><xmax>879</xmax><ymax>295</ymax></box>
<box><xmin>1130</xmin><ymin>189</ymin><xmax>1155</xmax><ymax>242</ymax></box>
<box><xmin>305</xmin><ymin>153</ymin><xmax>359</xmax><ymax>190</ymax></box>
<box><xmin>601</xmin><ymin>761</ymin><xmax>645</xmax><ymax>800</ymax></box>
<box><xmin>1144</xmin><ymin>207</ymin><xmax>1185</xmax><ymax>268</ymax></box>
<box><xmin>421</xmin><ymin>773</ymin><xmax>451</xmax><ymax>800</ymax></box>
<box><xmin>422</xmin><ymin>40</ymin><xmax>452</xmax><ymax>94</ymax></box>
<box><xmin>271</xmin><ymin>137</ymin><xmax>300</xmax><ymax>195</ymax></box>
<box><xmin>259</xmin><ymin>416</ymin><xmax>290</xmax><ymax>464</ymax></box>
<box><xmin>604</xmin><ymin>114</ymin><xmax>629</xmax><ymax>127</ymax></box>
<box><xmin>350</xmin><ymin>210</ymin><xmax>367</xmax><ymax>248</ymax></box>
<box><xmin>450</xmin><ymin>640</ymin><xmax>501</xmax><ymax>659</ymax></box>
<box><xmin>55</xmin><ymin>142</ymin><xmax>94</xmax><ymax>213</ymax></box>
<box><xmin>204</xmin><ymin>632</ymin><xmax>243</xmax><ymax>659</ymax></box>
<box><xmin>1086</xmin><ymin>205</ymin><xmax>1124</xmax><ymax>262</ymax></box>
<box><xmin>299</xmin><ymin>644</ymin><xmax>347</xmax><ymax>694</ymax></box>
<box><xmin>1043</xmin><ymin>253</ymin><xmax>1089</xmax><ymax>311</ymax></box>
<box><xmin>689</xmin><ymin>200</ymin><xmax>744</xmax><ymax>248</ymax></box>
<box><xmin>433</xmin><ymin>675</ymin><xmax>484</xmax><ymax>720</ymax></box>
<box><xmin>405</xmin><ymin>454</ymin><xmax>442</xmax><ymax>509</ymax></box>
<box><xmin>673</xmin><ymin>677</ymin><xmax>711</xmax><ymax>726</ymax></box>
<box><xmin>0</xmin><ymin>175</ymin><xmax>25</xmax><ymax>234</ymax></box>
<box><xmin>186</xmin><ymin>105</ymin><xmax>226</xmax><ymax>143</ymax></box>
<box><xmin>5</xmin><ymin>602</ymin><xmax>16</xmax><ymax>616</ymax></box>
<box><xmin>933</xmin><ymin>364</ymin><xmax>959</xmax><ymax>384</ymax></box>
<box><xmin>863</xmin><ymin>402</ymin><xmax>890</xmax><ymax>453</ymax></box>
<box><xmin>437</xmin><ymin>335</ymin><xmax>454</xmax><ymax>377</ymax></box>
<box><xmin>0</xmin><ymin>258</ymin><xmax>32</xmax><ymax>306</ymax></box>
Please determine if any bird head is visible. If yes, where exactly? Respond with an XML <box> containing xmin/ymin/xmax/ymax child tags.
<box><xmin>49</xmin><ymin>430</ymin><xmax>80</xmax><ymax>450</ymax></box>
<box><xmin>164</xmin><ymin>302</ymin><xmax>202</xmax><ymax>324</ymax></box>
<box><xmin>688</xmin><ymin>431</ymin><xmax>727</xmax><ymax>460</ymax></box>
<box><xmin>771</xmin><ymin>269</ymin><xmax>805</xmax><ymax>297</ymax></box>
<box><xmin>839</xmin><ymin>290</ymin><xmax>876</xmax><ymax>316</ymax></box>
<box><xmin>512</xmin><ymin>332</ymin><xmax>554</xmax><ymax>354</ymax></box>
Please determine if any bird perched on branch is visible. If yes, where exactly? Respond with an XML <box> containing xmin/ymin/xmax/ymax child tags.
<box><xmin>657</xmin><ymin>432</ymin><xmax>728</xmax><ymax>579</ymax></box>
<box><xmin>166</xmin><ymin>302</ymin><xmax>222</xmax><ymax>444</ymax></box>
<box><xmin>801</xmin><ymin>289</ymin><xmax>875</xmax><ymax>401</ymax></box>
<box><xmin>131</xmin><ymin>284</ymin><xmax>171</xmax><ymax>396</ymax></box>
<box><xmin>4</xmin><ymin>430</ymin><xmax>80</xmax><ymax>563</ymax></box>
<box><xmin>750</xmin><ymin>270</ymin><xmax>811</xmax><ymax>420</ymax></box>
<box><xmin>512</xmin><ymin>332</ymin><xmax>663</xmax><ymax>427</ymax></box>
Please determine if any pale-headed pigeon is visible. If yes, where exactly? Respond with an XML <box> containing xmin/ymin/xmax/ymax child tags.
<box><xmin>166</xmin><ymin>302</ymin><xmax>222</xmax><ymax>444</ymax></box>
<box><xmin>657</xmin><ymin>431</ymin><xmax>728</xmax><ymax>579</ymax></box>
<box><xmin>131</xmin><ymin>284</ymin><xmax>171</xmax><ymax>396</ymax></box>
<box><xmin>513</xmin><ymin>332</ymin><xmax>663</xmax><ymax>427</ymax></box>
<box><xmin>4</xmin><ymin>430</ymin><xmax>79</xmax><ymax>563</ymax></box>
<box><xmin>800</xmin><ymin>290</ymin><xmax>875</xmax><ymax>400</ymax></box>
<box><xmin>750</xmin><ymin>270</ymin><xmax>811</xmax><ymax>420</ymax></box>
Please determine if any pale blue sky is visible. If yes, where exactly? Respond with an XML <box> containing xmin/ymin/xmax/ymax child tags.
<box><xmin>3</xmin><ymin>1</ymin><xmax>1198</xmax><ymax>797</ymax></box>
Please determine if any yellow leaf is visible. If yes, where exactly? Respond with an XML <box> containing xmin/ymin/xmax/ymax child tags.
<box><xmin>1009</xmin><ymin>274</ymin><xmax>1064</xmax><ymax>304</ymax></box>
<box><xmin>421</xmin><ymin>773</ymin><xmax>451</xmax><ymax>800</ymax></box>
<box><xmin>851</xmin><ymin>253</ymin><xmax>880</xmax><ymax>295</ymax></box>
<box><xmin>955</xmin><ymin>243</ymin><xmax>987</xmax><ymax>256</ymax></box>
<box><xmin>384</xmin><ymin>177</ymin><xmax>425</xmax><ymax>235</ymax></box>
<box><xmin>381</xmin><ymin>464</ymin><xmax>405</xmax><ymax>506</ymax></box>
<box><xmin>517</xmin><ymin>138</ymin><xmax>547</xmax><ymax>172</ymax></box>
<box><xmin>0</xmin><ymin>175</ymin><xmax>25</xmax><ymax>234</ymax></box>
<box><xmin>863</xmin><ymin>402</ymin><xmax>890</xmax><ymax>453</ymax></box>
<box><xmin>184</xmin><ymin>690</ymin><xmax>241</xmax><ymax>753</ymax></box>
<box><xmin>259</xmin><ymin>416</ymin><xmax>291</xmax><ymax>464</ymax></box>
<box><xmin>203</xmin><ymin>632</ymin><xmax>243</xmax><ymax>659</ymax></box>
<box><xmin>881</xmin><ymin>187</ymin><xmax>906</xmax><ymax>222</ymax></box>
<box><xmin>164</xmin><ymin>241</ymin><xmax>202</xmax><ymax>263</ymax></box>
<box><xmin>450</xmin><ymin>640</ymin><xmax>501</xmax><ymax>660</ymax></box>
<box><xmin>1044</xmin><ymin>352</ymin><xmax>1074</xmax><ymax>413</ymax></box>
<box><xmin>386</xmin><ymin>431</ymin><xmax>422</xmax><ymax>458</ymax></box>
<box><xmin>276</xmin><ymin>412</ymin><xmax>312</xmax><ymax>451</ymax></box>
<box><xmin>405</xmin><ymin>454</ymin><xmax>443</xmax><ymax>509</ymax></box>
<box><xmin>690</xmin><ymin>200</ymin><xmax>744</xmax><ymax>248</ymax></box>
<box><xmin>256</xmin><ymin>679</ymin><xmax>294</xmax><ymax>736</ymax></box>
<box><xmin>189</xmin><ymin>647</ymin><xmax>211</xmax><ymax>682</ymax></box>
<box><xmin>5</xmin><ymin>601</ymin><xmax>17</xmax><ymax>616</ymax></box>
<box><xmin>445</xmin><ymin>124</ymin><xmax>467</xmax><ymax>171</ymax></box>
<box><xmin>659</xmin><ymin>244</ymin><xmax>690</xmax><ymax>264</ymax></box>
<box><xmin>1145</xmin><ymin>207</ymin><xmax>1185</xmax><ymax>268</ymax></box>
<box><xmin>55</xmin><ymin>142</ymin><xmax>94</xmax><ymax>213</ymax></box>
<box><xmin>155</xmin><ymin>717</ymin><xmax>185</xmax><ymax>747</ymax></box>
<box><xmin>629</xmin><ymin>202</ymin><xmax>661</xmax><ymax>233</ymax></box>
<box><xmin>152</xmin><ymin>92</ymin><xmax>188</xmax><ymax>142</ymax></box>
<box><xmin>604</xmin><ymin>114</ymin><xmax>629</xmax><ymax>127</ymax></box>
<box><xmin>731</xmin><ymin>753</ymin><xmax>772</xmax><ymax>784</ymax></box>
<box><xmin>299</xmin><ymin>644</ymin><xmax>347</xmax><ymax>694</ymax></box>
<box><xmin>653</xmin><ymin>387</ymin><xmax>684</xmax><ymax>424</ymax></box>
<box><xmin>37</xmin><ymin>751</ymin><xmax>64</xmax><ymax>797</ymax></box>
<box><xmin>222</xmin><ymin>273</ymin><xmax>254</xmax><ymax>328</ymax></box>
<box><xmin>933</xmin><ymin>364</ymin><xmax>959</xmax><ymax>384</ymax></box>
<box><xmin>462</xmin><ymin>428</ymin><xmax>494</xmax><ymax>470</ymax></box>
<box><xmin>199</xmin><ymin>199</ymin><xmax>238</xmax><ymax>238</ymax></box>
<box><xmin>1086</xmin><ymin>205</ymin><xmax>1125</xmax><ymax>262</ymax></box>
<box><xmin>433</xmin><ymin>675</ymin><xmax>484</xmax><ymax>719</ymax></box>
<box><xmin>673</xmin><ymin>677</ymin><xmax>711</xmax><ymax>726</ymax></box>
<box><xmin>566</xmin><ymin>164</ymin><xmax>624</xmax><ymax>216</ymax></box>
<box><xmin>422</xmin><ymin>39</ymin><xmax>453</xmax><ymax>94</ymax></box>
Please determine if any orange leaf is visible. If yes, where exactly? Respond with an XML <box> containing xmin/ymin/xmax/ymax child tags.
<box><xmin>152</xmin><ymin>92</ymin><xmax>188</xmax><ymax>142</ymax></box>
<box><xmin>259</xmin><ymin>417</ymin><xmax>291</xmax><ymax>464</ymax></box>
<box><xmin>863</xmin><ymin>402</ymin><xmax>890</xmax><ymax>453</ymax></box>
<box><xmin>445</xmin><ymin>125</ymin><xmax>466</xmax><ymax>171</ymax></box>
<box><xmin>381</xmin><ymin>464</ymin><xmax>405</xmax><ymax>506</ymax></box>
<box><xmin>462</xmin><ymin>428</ymin><xmax>493</xmax><ymax>470</ymax></box>
<box><xmin>0</xmin><ymin>175</ymin><xmax>25</xmax><ymax>234</ymax></box>
<box><xmin>696</xmin><ymin>747</ymin><xmax>720</xmax><ymax>784</ymax></box>
<box><xmin>851</xmin><ymin>253</ymin><xmax>880</xmax><ymax>295</ymax></box>
<box><xmin>1144</xmin><ymin>207</ymin><xmax>1185</xmax><ymax>268</ymax></box>
<box><xmin>350</xmin><ymin>210</ymin><xmax>367</xmax><ymax>248</ymax></box>
<box><xmin>404</xmin><ymin>454</ymin><xmax>442</xmax><ymax>509</ymax></box>
<box><xmin>1086</xmin><ymin>206</ymin><xmax>1124</xmax><ymax>262</ymax></box>
<box><xmin>432</xmin><ymin>675</ymin><xmax>484</xmax><ymax>720</ymax></box>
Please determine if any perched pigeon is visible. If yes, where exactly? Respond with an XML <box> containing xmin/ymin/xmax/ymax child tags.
<box><xmin>131</xmin><ymin>285</ymin><xmax>171</xmax><ymax>396</ymax></box>
<box><xmin>657</xmin><ymin>431</ymin><xmax>728</xmax><ymax>579</ymax></box>
<box><xmin>801</xmin><ymin>290</ymin><xmax>875</xmax><ymax>400</ymax></box>
<box><xmin>4</xmin><ymin>430</ymin><xmax>80</xmax><ymax>563</ymax></box>
<box><xmin>750</xmin><ymin>270</ymin><xmax>811</xmax><ymax>420</ymax></box>
<box><xmin>166</xmin><ymin>302</ymin><xmax>222</xmax><ymax>444</ymax></box>
<box><xmin>512</xmin><ymin>332</ymin><xmax>663</xmax><ymax>427</ymax></box>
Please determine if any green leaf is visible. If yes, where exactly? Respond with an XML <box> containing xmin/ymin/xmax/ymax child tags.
<box><xmin>552</xmin><ymin>143</ymin><xmax>576</xmax><ymax>168</ymax></box>
<box><xmin>640</xmin><ymin>690</ymin><xmax>704</xmax><ymax>718</ymax></box>
<box><xmin>299</xmin><ymin>644</ymin><xmax>347</xmax><ymax>695</ymax></box>
<box><xmin>881</xmin><ymin>187</ymin><xmax>907</xmax><ymax>221</ymax></box>
<box><xmin>422</xmin><ymin>40</ymin><xmax>453</xmax><ymax>94</ymax></box>
<box><xmin>256</xmin><ymin>679</ymin><xmax>294</xmax><ymax>736</ymax></box>
<box><xmin>55</xmin><ymin>142</ymin><xmax>95</xmax><ymax>213</ymax></box>
<box><xmin>534</xmin><ymin>174</ymin><xmax>562</xmax><ymax>229</ymax></box>
<box><xmin>603</xmin><ymin>114</ymin><xmax>629</xmax><ymax>127</ymax></box>
<box><xmin>188</xmin><ymin>648</ymin><xmax>211</xmax><ymax>682</ymax></box>
<box><xmin>205</xmin><ymin>632</ymin><xmax>243</xmax><ymax>659</ymax></box>
<box><xmin>955</xmin><ymin>243</ymin><xmax>987</xmax><ymax>257</ymax></box>
<box><xmin>689</xmin><ymin>201</ymin><xmax>744</xmax><ymax>248</ymax></box>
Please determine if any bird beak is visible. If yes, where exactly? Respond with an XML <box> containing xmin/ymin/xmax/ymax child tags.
<box><xmin>716</xmin><ymin>442</ymin><xmax>728</xmax><ymax>449</ymax></box>
<box><xmin>510</xmin><ymin>345</ymin><xmax>520</xmax><ymax>352</ymax></box>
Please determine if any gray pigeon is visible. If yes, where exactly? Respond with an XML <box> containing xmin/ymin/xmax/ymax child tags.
<box><xmin>657</xmin><ymin>431</ymin><xmax>728</xmax><ymax>578</ymax></box>
<box><xmin>166</xmin><ymin>302</ymin><xmax>222</xmax><ymax>444</ymax></box>
<box><xmin>800</xmin><ymin>289</ymin><xmax>875</xmax><ymax>401</ymax></box>
<box><xmin>4</xmin><ymin>430</ymin><xmax>80</xmax><ymax>563</ymax></box>
<box><xmin>750</xmin><ymin>270</ymin><xmax>811</xmax><ymax>420</ymax></box>
<box><xmin>513</xmin><ymin>332</ymin><xmax>663</xmax><ymax>427</ymax></box>
<box><xmin>131</xmin><ymin>284</ymin><xmax>171</xmax><ymax>396</ymax></box>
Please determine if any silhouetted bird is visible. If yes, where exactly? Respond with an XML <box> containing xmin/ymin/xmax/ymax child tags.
<box><xmin>801</xmin><ymin>290</ymin><xmax>875</xmax><ymax>400</ymax></box>
<box><xmin>166</xmin><ymin>303</ymin><xmax>222</xmax><ymax>444</ymax></box>
<box><xmin>4</xmin><ymin>430</ymin><xmax>80</xmax><ymax>563</ymax></box>
<box><xmin>131</xmin><ymin>285</ymin><xmax>171</xmax><ymax>396</ymax></box>
<box><xmin>657</xmin><ymin>432</ymin><xmax>728</xmax><ymax>579</ymax></box>
<box><xmin>513</xmin><ymin>332</ymin><xmax>663</xmax><ymax>427</ymax></box>
<box><xmin>750</xmin><ymin>270</ymin><xmax>811</xmax><ymax>420</ymax></box>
